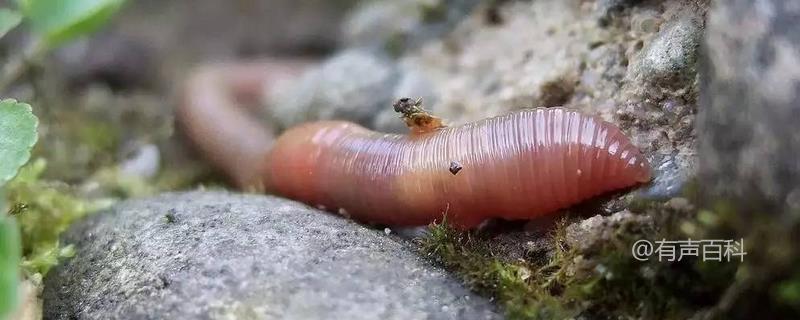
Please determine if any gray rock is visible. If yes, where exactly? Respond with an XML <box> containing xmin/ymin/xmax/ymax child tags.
<box><xmin>627</xmin><ymin>8</ymin><xmax>703</xmax><ymax>88</ymax></box>
<box><xmin>628</xmin><ymin>10</ymin><xmax>704</xmax><ymax>87</ymax></box>
<box><xmin>268</xmin><ymin>49</ymin><xmax>399</xmax><ymax>129</ymax></box>
<box><xmin>43</xmin><ymin>192</ymin><xmax>500</xmax><ymax>320</ymax></box>
<box><xmin>342</xmin><ymin>0</ymin><xmax>421</xmax><ymax>49</ymax></box>
<box><xmin>342</xmin><ymin>0</ymin><xmax>482</xmax><ymax>53</ymax></box>
<box><xmin>699</xmin><ymin>0</ymin><xmax>800</xmax><ymax>215</ymax></box>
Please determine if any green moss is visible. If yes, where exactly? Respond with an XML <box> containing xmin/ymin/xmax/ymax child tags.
<box><xmin>5</xmin><ymin>159</ymin><xmax>112</xmax><ymax>277</ymax></box>
<box><xmin>5</xmin><ymin>159</ymin><xmax>205</xmax><ymax>281</ymax></box>
<box><xmin>775</xmin><ymin>273</ymin><xmax>800</xmax><ymax>309</ymax></box>
<box><xmin>76</xmin><ymin>121</ymin><xmax>120</xmax><ymax>157</ymax></box>
<box><xmin>419</xmin><ymin>218</ymin><xmax>578</xmax><ymax>319</ymax></box>
<box><xmin>700</xmin><ymin>201</ymin><xmax>800</xmax><ymax>318</ymax></box>
<box><xmin>419</xmin><ymin>202</ymin><xmax>748</xmax><ymax>319</ymax></box>
<box><xmin>33</xmin><ymin>111</ymin><xmax>122</xmax><ymax>182</ymax></box>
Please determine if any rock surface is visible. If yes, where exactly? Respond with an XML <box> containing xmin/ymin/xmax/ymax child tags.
<box><xmin>565</xmin><ymin>210</ymin><xmax>654</xmax><ymax>252</ymax></box>
<box><xmin>267</xmin><ymin>49</ymin><xmax>399</xmax><ymax>129</ymax></box>
<box><xmin>699</xmin><ymin>0</ymin><xmax>800</xmax><ymax>214</ymax></box>
<box><xmin>342</xmin><ymin>0</ymin><xmax>482</xmax><ymax>52</ymax></box>
<box><xmin>43</xmin><ymin>192</ymin><xmax>500</xmax><ymax>320</ymax></box>
<box><xmin>626</xmin><ymin>7</ymin><xmax>703</xmax><ymax>91</ymax></box>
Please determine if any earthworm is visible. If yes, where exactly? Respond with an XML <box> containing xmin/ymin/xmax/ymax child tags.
<box><xmin>180</xmin><ymin>64</ymin><xmax>651</xmax><ymax>229</ymax></box>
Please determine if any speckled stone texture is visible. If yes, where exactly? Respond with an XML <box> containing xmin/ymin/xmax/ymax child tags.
<box><xmin>267</xmin><ymin>49</ymin><xmax>399</xmax><ymax>130</ymax></box>
<box><xmin>42</xmin><ymin>192</ymin><xmax>500</xmax><ymax>320</ymax></box>
<box><xmin>699</xmin><ymin>0</ymin><xmax>800</xmax><ymax>214</ymax></box>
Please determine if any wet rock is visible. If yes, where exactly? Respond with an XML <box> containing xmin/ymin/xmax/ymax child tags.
<box><xmin>699</xmin><ymin>0</ymin><xmax>800</xmax><ymax>215</ymax></box>
<box><xmin>267</xmin><ymin>49</ymin><xmax>399</xmax><ymax>129</ymax></box>
<box><xmin>43</xmin><ymin>192</ymin><xmax>500</xmax><ymax>320</ymax></box>
<box><xmin>627</xmin><ymin>8</ymin><xmax>703</xmax><ymax>89</ymax></box>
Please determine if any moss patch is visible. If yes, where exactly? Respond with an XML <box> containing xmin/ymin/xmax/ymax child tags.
<box><xmin>5</xmin><ymin>160</ymin><xmax>112</xmax><ymax>278</ymax></box>
<box><xmin>417</xmin><ymin>199</ymin><xmax>761</xmax><ymax>319</ymax></box>
<box><xmin>419</xmin><ymin>218</ymin><xmax>577</xmax><ymax>319</ymax></box>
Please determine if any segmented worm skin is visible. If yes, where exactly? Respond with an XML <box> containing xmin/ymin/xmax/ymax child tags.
<box><xmin>267</xmin><ymin>108</ymin><xmax>651</xmax><ymax>229</ymax></box>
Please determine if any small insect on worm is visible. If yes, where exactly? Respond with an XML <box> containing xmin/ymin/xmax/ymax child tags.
<box><xmin>266</xmin><ymin>107</ymin><xmax>651</xmax><ymax>229</ymax></box>
<box><xmin>179</xmin><ymin>67</ymin><xmax>650</xmax><ymax>229</ymax></box>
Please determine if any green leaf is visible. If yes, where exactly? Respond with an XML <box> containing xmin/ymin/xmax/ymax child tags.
<box><xmin>0</xmin><ymin>214</ymin><xmax>21</xmax><ymax>318</ymax></box>
<box><xmin>17</xmin><ymin>0</ymin><xmax>126</xmax><ymax>49</ymax></box>
<box><xmin>0</xmin><ymin>9</ymin><xmax>22</xmax><ymax>39</ymax></box>
<box><xmin>0</xmin><ymin>99</ymin><xmax>38</xmax><ymax>186</ymax></box>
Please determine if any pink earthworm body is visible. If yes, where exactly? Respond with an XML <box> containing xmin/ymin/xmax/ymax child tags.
<box><xmin>267</xmin><ymin>108</ymin><xmax>651</xmax><ymax>229</ymax></box>
<box><xmin>180</xmin><ymin>64</ymin><xmax>651</xmax><ymax>229</ymax></box>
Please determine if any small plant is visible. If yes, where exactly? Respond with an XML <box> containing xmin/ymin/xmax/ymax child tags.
<box><xmin>0</xmin><ymin>99</ymin><xmax>37</xmax><ymax>319</ymax></box>
<box><xmin>0</xmin><ymin>2</ymin><xmax>125</xmax><ymax>317</ymax></box>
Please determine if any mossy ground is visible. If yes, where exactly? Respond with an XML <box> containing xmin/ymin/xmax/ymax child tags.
<box><xmin>418</xmin><ymin>195</ymin><xmax>800</xmax><ymax>319</ymax></box>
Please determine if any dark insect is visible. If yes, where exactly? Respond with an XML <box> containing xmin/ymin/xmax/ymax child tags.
<box><xmin>393</xmin><ymin>97</ymin><xmax>423</xmax><ymax>115</ymax></box>
<box><xmin>8</xmin><ymin>203</ymin><xmax>28</xmax><ymax>216</ymax></box>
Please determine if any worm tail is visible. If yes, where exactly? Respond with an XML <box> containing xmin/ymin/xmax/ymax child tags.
<box><xmin>178</xmin><ymin>61</ymin><xmax>310</xmax><ymax>190</ymax></box>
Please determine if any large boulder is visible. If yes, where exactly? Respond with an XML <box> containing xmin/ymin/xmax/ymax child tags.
<box><xmin>43</xmin><ymin>192</ymin><xmax>500</xmax><ymax>319</ymax></box>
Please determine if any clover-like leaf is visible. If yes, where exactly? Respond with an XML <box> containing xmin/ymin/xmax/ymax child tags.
<box><xmin>0</xmin><ymin>214</ymin><xmax>21</xmax><ymax>318</ymax></box>
<box><xmin>17</xmin><ymin>0</ymin><xmax>126</xmax><ymax>49</ymax></box>
<box><xmin>0</xmin><ymin>9</ymin><xmax>22</xmax><ymax>39</ymax></box>
<box><xmin>0</xmin><ymin>99</ymin><xmax>38</xmax><ymax>186</ymax></box>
